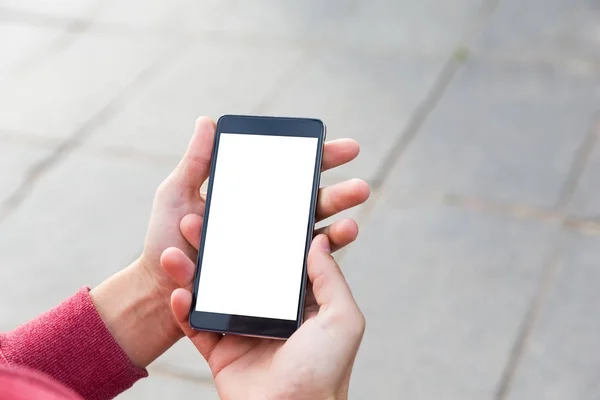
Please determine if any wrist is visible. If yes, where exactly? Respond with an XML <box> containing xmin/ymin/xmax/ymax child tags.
<box><xmin>133</xmin><ymin>257</ymin><xmax>186</xmax><ymax>339</ymax></box>
<box><xmin>90</xmin><ymin>260</ymin><xmax>184</xmax><ymax>368</ymax></box>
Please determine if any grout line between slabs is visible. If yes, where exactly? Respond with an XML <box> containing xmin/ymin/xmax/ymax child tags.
<box><xmin>5</xmin><ymin>3</ymin><xmax>600</xmax><ymax>73</ymax></box>
<box><xmin>250</xmin><ymin>51</ymin><xmax>319</xmax><ymax>115</ymax></box>
<box><xmin>342</xmin><ymin>0</ymin><xmax>501</xmax><ymax>260</ymax></box>
<box><xmin>0</xmin><ymin>1</ymin><xmax>111</xmax><ymax>75</ymax></box>
<box><xmin>495</xmin><ymin>119</ymin><xmax>600</xmax><ymax>399</ymax></box>
<box><xmin>0</xmin><ymin>41</ymin><xmax>192</xmax><ymax>224</ymax></box>
<box><xmin>6</xmin><ymin>128</ymin><xmax>600</xmax><ymax>237</ymax></box>
<box><xmin>369</xmin><ymin>0</ymin><xmax>500</xmax><ymax>192</ymax></box>
<box><xmin>0</xmin><ymin>130</ymin><xmax>180</xmax><ymax>166</ymax></box>
<box><xmin>0</xmin><ymin>5</ymin><xmax>314</xmax><ymax>50</ymax></box>
<box><xmin>0</xmin><ymin>5</ymin><xmax>502</xmax><ymax>61</ymax></box>
<box><xmin>494</xmin><ymin>236</ymin><xmax>565</xmax><ymax>399</ymax></box>
<box><xmin>555</xmin><ymin>119</ymin><xmax>600</xmax><ymax>209</ymax></box>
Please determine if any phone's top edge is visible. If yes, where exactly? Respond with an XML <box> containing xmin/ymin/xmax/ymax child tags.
<box><xmin>217</xmin><ymin>114</ymin><xmax>324</xmax><ymax>125</ymax></box>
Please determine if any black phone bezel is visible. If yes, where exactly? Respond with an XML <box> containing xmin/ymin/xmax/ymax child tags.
<box><xmin>189</xmin><ymin>114</ymin><xmax>326</xmax><ymax>339</ymax></box>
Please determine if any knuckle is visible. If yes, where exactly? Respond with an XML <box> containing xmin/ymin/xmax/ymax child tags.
<box><xmin>156</xmin><ymin>173</ymin><xmax>179</xmax><ymax>193</ymax></box>
<box><xmin>155</xmin><ymin>179</ymin><xmax>171</xmax><ymax>197</ymax></box>
<box><xmin>347</xmin><ymin>312</ymin><xmax>366</xmax><ymax>339</ymax></box>
<box><xmin>155</xmin><ymin>174</ymin><xmax>186</xmax><ymax>205</ymax></box>
<box><xmin>355</xmin><ymin>310</ymin><xmax>366</xmax><ymax>334</ymax></box>
<box><xmin>322</xmin><ymin>306</ymin><xmax>365</xmax><ymax>337</ymax></box>
<box><xmin>343</xmin><ymin>308</ymin><xmax>366</xmax><ymax>338</ymax></box>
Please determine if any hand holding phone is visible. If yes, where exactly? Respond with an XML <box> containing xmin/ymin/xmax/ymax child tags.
<box><xmin>167</xmin><ymin>234</ymin><xmax>365</xmax><ymax>399</ymax></box>
<box><xmin>159</xmin><ymin>115</ymin><xmax>369</xmax><ymax>397</ymax></box>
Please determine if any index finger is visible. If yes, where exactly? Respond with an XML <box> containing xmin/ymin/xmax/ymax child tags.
<box><xmin>322</xmin><ymin>139</ymin><xmax>359</xmax><ymax>171</ymax></box>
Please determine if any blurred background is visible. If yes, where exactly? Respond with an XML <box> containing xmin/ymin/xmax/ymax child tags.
<box><xmin>1</xmin><ymin>0</ymin><xmax>599</xmax><ymax>398</ymax></box>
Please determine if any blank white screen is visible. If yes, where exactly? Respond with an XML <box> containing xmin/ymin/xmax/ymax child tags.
<box><xmin>195</xmin><ymin>133</ymin><xmax>319</xmax><ymax>321</ymax></box>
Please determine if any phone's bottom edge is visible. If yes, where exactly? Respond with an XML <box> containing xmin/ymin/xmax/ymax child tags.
<box><xmin>188</xmin><ymin>323</ymin><xmax>296</xmax><ymax>341</ymax></box>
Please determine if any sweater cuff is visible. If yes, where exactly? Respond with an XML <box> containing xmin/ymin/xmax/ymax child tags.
<box><xmin>0</xmin><ymin>287</ymin><xmax>148</xmax><ymax>400</ymax></box>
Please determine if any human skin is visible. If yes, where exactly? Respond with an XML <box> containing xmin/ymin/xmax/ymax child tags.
<box><xmin>89</xmin><ymin>116</ymin><xmax>371</xmax><ymax>374</ymax></box>
<box><xmin>164</xmin><ymin>233</ymin><xmax>365</xmax><ymax>400</ymax></box>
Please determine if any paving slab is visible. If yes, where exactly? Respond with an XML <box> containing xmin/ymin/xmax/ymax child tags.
<box><xmin>507</xmin><ymin>232</ymin><xmax>600</xmax><ymax>400</ymax></box>
<box><xmin>116</xmin><ymin>372</ymin><xmax>218</xmax><ymax>400</ymax></box>
<box><xmin>0</xmin><ymin>28</ymin><xmax>178</xmax><ymax>139</ymax></box>
<box><xmin>86</xmin><ymin>40</ymin><xmax>307</xmax><ymax>158</ymax></box>
<box><xmin>0</xmin><ymin>140</ymin><xmax>53</xmax><ymax>203</ymax></box>
<box><xmin>0</xmin><ymin>22</ymin><xmax>63</xmax><ymax>74</ymax></box>
<box><xmin>262</xmin><ymin>50</ymin><xmax>443</xmax><ymax>180</ymax></box>
<box><xmin>210</xmin><ymin>0</ymin><xmax>356</xmax><ymax>42</ymax></box>
<box><xmin>341</xmin><ymin>194</ymin><xmax>557</xmax><ymax>399</ymax></box>
<box><xmin>0</xmin><ymin>0</ymin><xmax>105</xmax><ymax>19</ymax></box>
<box><xmin>94</xmin><ymin>0</ymin><xmax>236</xmax><ymax>32</ymax></box>
<box><xmin>388</xmin><ymin>57</ymin><xmax>599</xmax><ymax>208</ymax></box>
<box><xmin>212</xmin><ymin>0</ymin><xmax>482</xmax><ymax>55</ymax></box>
<box><xmin>473</xmin><ymin>0</ymin><xmax>600</xmax><ymax>62</ymax></box>
<box><xmin>567</xmin><ymin>140</ymin><xmax>600</xmax><ymax>219</ymax></box>
<box><xmin>0</xmin><ymin>151</ymin><xmax>170</xmax><ymax>329</ymax></box>
<box><xmin>87</xmin><ymin>45</ymin><xmax>434</xmax><ymax>184</ymax></box>
<box><xmin>328</xmin><ymin>0</ymin><xmax>483</xmax><ymax>54</ymax></box>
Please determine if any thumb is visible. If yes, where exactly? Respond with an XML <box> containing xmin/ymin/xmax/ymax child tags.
<box><xmin>174</xmin><ymin>116</ymin><xmax>216</xmax><ymax>189</ymax></box>
<box><xmin>170</xmin><ymin>288</ymin><xmax>221</xmax><ymax>361</ymax></box>
<box><xmin>307</xmin><ymin>234</ymin><xmax>357</xmax><ymax>311</ymax></box>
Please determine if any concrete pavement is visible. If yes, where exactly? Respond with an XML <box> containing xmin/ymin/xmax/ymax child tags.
<box><xmin>1</xmin><ymin>0</ymin><xmax>599</xmax><ymax>398</ymax></box>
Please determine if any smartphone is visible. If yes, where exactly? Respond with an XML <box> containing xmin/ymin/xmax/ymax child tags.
<box><xmin>189</xmin><ymin>115</ymin><xmax>326</xmax><ymax>339</ymax></box>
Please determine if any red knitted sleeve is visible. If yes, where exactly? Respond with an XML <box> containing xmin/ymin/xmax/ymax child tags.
<box><xmin>0</xmin><ymin>287</ymin><xmax>147</xmax><ymax>400</ymax></box>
